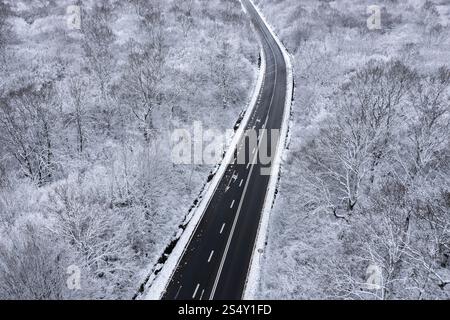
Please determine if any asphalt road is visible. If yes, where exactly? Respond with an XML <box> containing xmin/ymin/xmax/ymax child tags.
<box><xmin>162</xmin><ymin>0</ymin><xmax>287</xmax><ymax>300</ymax></box>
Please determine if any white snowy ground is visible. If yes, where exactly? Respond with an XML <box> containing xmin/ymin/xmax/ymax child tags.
<box><xmin>254</xmin><ymin>0</ymin><xmax>450</xmax><ymax>300</ymax></box>
<box><xmin>0</xmin><ymin>0</ymin><xmax>258</xmax><ymax>299</ymax></box>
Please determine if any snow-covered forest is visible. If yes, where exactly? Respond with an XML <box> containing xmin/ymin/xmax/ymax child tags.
<box><xmin>0</xmin><ymin>0</ymin><xmax>257</xmax><ymax>299</ymax></box>
<box><xmin>255</xmin><ymin>0</ymin><xmax>450</xmax><ymax>299</ymax></box>
<box><xmin>1</xmin><ymin>0</ymin><xmax>449</xmax><ymax>301</ymax></box>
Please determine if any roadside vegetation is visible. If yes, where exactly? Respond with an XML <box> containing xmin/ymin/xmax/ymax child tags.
<box><xmin>0</xmin><ymin>0</ymin><xmax>257</xmax><ymax>299</ymax></box>
<box><xmin>256</xmin><ymin>0</ymin><xmax>450</xmax><ymax>299</ymax></box>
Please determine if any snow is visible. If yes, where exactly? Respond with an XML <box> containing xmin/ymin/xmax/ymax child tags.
<box><xmin>0</xmin><ymin>0</ymin><xmax>259</xmax><ymax>299</ymax></box>
<box><xmin>255</xmin><ymin>0</ymin><xmax>450</xmax><ymax>300</ymax></box>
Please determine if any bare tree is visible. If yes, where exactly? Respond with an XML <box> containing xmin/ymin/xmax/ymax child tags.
<box><xmin>81</xmin><ymin>2</ymin><xmax>117</xmax><ymax>134</ymax></box>
<box><xmin>298</xmin><ymin>61</ymin><xmax>416</xmax><ymax>218</ymax></box>
<box><xmin>0</xmin><ymin>224</ymin><xmax>67</xmax><ymax>300</ymax></box>
<box><xmin>208</xmin><ymin>23</ymin><xmax>241</xmax><ymax>111</ymax></box>
<box><xmin>0</xmin><ymin>82</ymin><xmax>59</xmax><ymax>185</ymax></box>
<box><xmin>319</xmin><ymin>63</ymin><xmax>449</xmax><ymax>299</ymax></box>
<box><xmin>327</xmin><ymin>178</ymin><xmax>413</xmax><ymax>300</ymax></box>
<box><xmin>216</xmin><ymin>39</ymin><xmax>234</xmax><ymax>110</ymax></box>
<box><xmin>171</xmin><ymin>0</ymin><xmax>195</xmax><ymax>37</ymax></box>
<box><xmin>47</xmin><ymin>182</ymin><xmax>130</xmax><ymax>277</ymax></box>
<box><xmin>66</xmin><ymin>77</ymin><xmax>90</xmax><ymax>154</ymax></box>
<box><xmin>406</xmin><ymin>67</ymin><xmax>450</xmax><ymax>174</ymax></box>
<box><xmin>123</xmin><ymin>39</ymin><xmax>167</xmax><ymax>142</ymax></box>
<box><xmin>348</xmin><ymin>60</ymin><xmax>416</xmax><ymax>185</ymax></box>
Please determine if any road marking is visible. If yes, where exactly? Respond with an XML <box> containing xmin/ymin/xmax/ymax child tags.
<box><xmin>174</xmin><ymin>285</ymin><xmax>182</xmax><ymax>299</ymax></box>
<box><xmin>246</xmin><ymin>162</ymin><xmax>251</xmax><ymax>169</ymax></box>
<box><xmin>209</xmin><ymin>6</ymin><xmax>280</xmax><ymax>299</ymax></box>
<box><xmin>192</xmin><ymin>283</ymin><xmax>200</xmax><ymax>299</ymax></box>
<box><xmin>220</xmin><ymin>223</ymin><xmax>226</xmax><ymax>234</ymax></box>
<box><xmin>230</xmin><ymin>200</ymin><xmax>235</xmax><ymax>209</ymax></box>
<box><xmin>208</xmin><ymin>250</ymin><xmax>214</xmax><ymax>263</ymax></box>
<box><xmin>252</xmin><ymin>147</ymin><xmax>256</xmax><ymax>154</ymax></box>
<box><xmin>239</xmin><ymin>179</ymin><xmax>243</xmax><ymax>187</ymax></box>
<box><xmin>200</xmin><ymin>289</ymin><xmax>205</xmax><ymax>300</ymax></box>
<box><xmin>225</xmin><ymin>171</ymin><xmax>239</xmax><ymax>192</ymax></box>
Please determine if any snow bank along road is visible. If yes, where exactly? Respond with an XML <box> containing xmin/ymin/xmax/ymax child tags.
<box><xmin>162</xmin><ymin>0</ymin><xmax>289</xmax><ymax>300</ymax></box>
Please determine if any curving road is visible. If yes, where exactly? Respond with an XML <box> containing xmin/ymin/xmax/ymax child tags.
<box><xmin>162</xmin><ymin>0</ymin><xmax>288</xmax><ymax>300</ymax></box>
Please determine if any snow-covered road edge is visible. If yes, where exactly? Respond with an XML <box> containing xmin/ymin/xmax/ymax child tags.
<box><xmin>243</xmin><ymin>0</ymin><xmax>294</xmax><ymax>300</ymax></box>
<box><xmin>140</xmin><ymin>34</ymin><xmax>267</xmax><ymax>300</ymax></box>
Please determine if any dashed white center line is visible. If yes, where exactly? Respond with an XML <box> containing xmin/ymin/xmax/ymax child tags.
<box><xmin>174</xmin><ymin>285</ymin><xmax>182</xmax><ymax>299</ymax></box>
<box><xmin>220</xmin><ymin>223</ymin><xmax>226</xmax><ymax>234</ymax></box>
<box><xmin>230</xmin><ymin>200</ymin><xmax>235</xmax><ymax>209</ymax></box>
<box><xmin>200</xmin><ymin>289</ymin><xmax>205</xmax><ymax>300</ymax></box>
<box><xmin>192</xmin><ymin>283</ymin><xmax>200</xmax><ymax>299</ymax></box>
<box><xmin>239</xmin><ymin>179</ymin><xmax>244</xmax><ymax>187</ymax></box>
<box><xmin>252</xmin><ymin>147</ymin><xmax>256</xmax><ymax>154</ymax></box>
<box><xmin>208</xmin><ymin>250</ymin><xmax>214</xmax><ymax>263</ymax></box>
